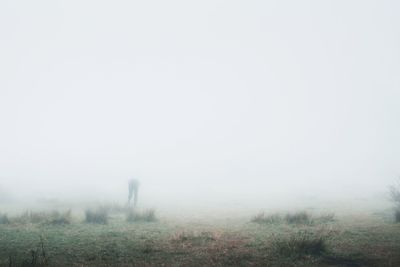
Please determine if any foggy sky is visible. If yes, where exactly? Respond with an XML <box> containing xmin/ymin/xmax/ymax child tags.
<box><xmin>1</xmin><ymin>0</ymin><xmax>399</xmax><ymax>201</ymax></box>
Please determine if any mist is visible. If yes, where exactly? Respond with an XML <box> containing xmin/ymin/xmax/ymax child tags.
<box><xmin>1</xmin><ymin>0</ymin><xmax>399</xmax><ymax>213</ymax></box>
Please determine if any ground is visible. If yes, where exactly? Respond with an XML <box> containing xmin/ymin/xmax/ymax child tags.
<box><xmin>0</xmin><ymin>207</ymin><xmax>399</xmax><ymax>267</ymax></box>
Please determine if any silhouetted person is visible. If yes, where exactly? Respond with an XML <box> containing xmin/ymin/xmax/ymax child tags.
<box><xmin>128</xmin><ymin>179</ymin><xmax>140</xmax><ymax>208</ymax></box>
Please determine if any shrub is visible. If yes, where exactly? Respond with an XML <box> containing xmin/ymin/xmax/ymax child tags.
<box><xmin>251</xmin><ymin>212</ymin><xmax>282</xmax><ymax>224</ymax></box>
<box><xmin>85</xmin><ymin>208</ymin><xmax>108</xmax><ymax>224</ymax></box>
<box><xmin>126</xmin><ymin>209</ymin><xmax>157</xmax><ymax>222</ymax></box>
<box><xmin>271</xmin><ymin>230</ymin><xmax>328</xmax><ymax>258</ymax></box>
<box><xmin>0</xmin><ymin>213</ymin><xmax>9</xmax><ymax>224</ymax></box>
<box><xmin>285</xmin><ymin>211</ymin><xmax>313</xmax><ymax>225</ymax></box>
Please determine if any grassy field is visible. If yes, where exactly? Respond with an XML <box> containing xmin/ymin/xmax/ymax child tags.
<box><xmin>0</xmin><ymin>204</ymin><xmax>400</xmax><ymax>267</ymax></box>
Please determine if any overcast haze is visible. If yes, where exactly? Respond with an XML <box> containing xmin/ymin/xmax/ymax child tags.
<box><xmin>1</xmin><ymin>1</ymin><xmax>399</xmax><ymax>207</ymax></box>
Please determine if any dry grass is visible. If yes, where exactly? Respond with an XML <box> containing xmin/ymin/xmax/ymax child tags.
<box><xmin>251</xmin><ymin>211</ymin><xmax>335</xmax><ymax>225</ymax></box>
<box><xmin>1</xmin><ymin>211</ymin><xmax>400</xmax><ymax>266</ymax></box>
<box><xmin>126</xmin><ymin>208</ymin><xmax>157</xmax><ymax>222</ymax></box>
<box><xmin>171</xmin><ymin>230</ymin><xmax>221</xmax><ymax>244</ymax></box>
<box><xmin>10</xmin><ymin>210</ymin><xmax>72</xmax><ymax>225</ymax></box>
<box><xmin>251</xmin><ymin>212</ymin><xmax>282</xmax><ymax>224</ymax></box>
<box><xmin>85</xmin><ymin>208</ymin><xmax>108</xmax><ymax>224</ymax></box>
<box><xmin>285</xmin><ymin>211</ymin><xmax>313</xmax><ymax>225</ymax></box>
<box><xmin>271</xmin><ymin>230</ymin><xmax>329</xmax><ymax>258</ymax></box>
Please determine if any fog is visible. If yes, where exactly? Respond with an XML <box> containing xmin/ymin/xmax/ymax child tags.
<box><xmin>1</xmin><ymin>0</ymin><xmax>399</xmax><ymax>213</ymax></box>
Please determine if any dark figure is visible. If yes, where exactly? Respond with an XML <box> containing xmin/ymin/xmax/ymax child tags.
<box><xmin>128</xmin><ymin>179</ymin><xmax>140</xmax><ymax>208</ymax></box>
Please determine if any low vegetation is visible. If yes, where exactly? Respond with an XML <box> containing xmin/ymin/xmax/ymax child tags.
<box><xmin>1</xmin><ymin>210</ymin><xmax>398</xmax><ymax>266</ymax></box>
<box><xmin>284</xmin><ymin>211</ymin><xmax>313</xmax><ymax>225</ymax></box>
<box><xmin>126</xmin><ymin>208</ymin><xmax>157</xmax><ymax>222</ymax></box>
<box><xmin>271</xmin><ymin>230</ymin><xmax>329</xmax><ymax>258</ymax></box>
<box><xmin>171</xmin><ymin>230</ymin><xmax>219</xmax><ymax>245</ymax></box>
<box><xmin>251</xmin><ymin>212</ymin><xmax>282</xmax><ymax>224</ymax></box>
<box><xmin>85</xmin><ymin>208</ymin><xmax>108</xmax><ymax>224</ymax></box>
<box><xmin>251</xmin><ymin>211</ymin><xmax>335</xmax><ymax>225</ymax></box>
<box><xmin>10</xmin><ymin>210</ymin><xmax>71</xmax><ymax>225</ymax></box>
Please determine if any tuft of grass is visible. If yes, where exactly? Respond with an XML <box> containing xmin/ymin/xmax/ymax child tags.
<box><xmin>315</xmin><ymin>213</ymin><xmax>336</xmax><ymax>224</ymax></box>
<box><xmin>50</xmin><ymin>210</ymin><xmax>72</xmax><ymax>225</ymax></box>
<box><xmin>171</xmin><ymin>231</ymin><xmax>220</xmax><ymax>245</ymax></box>
<box><xmin>126</xmin><ymin>209</ymin><xmax>157</xmax><ymax>222</ymax></box>
<box><xmin>251</xmin><ymin>212</ymin><xmax>282</xmax><ymax>224</ymax></box>
<box><xmin>285</xmin><ymin>211</ymin><xmax>313</xmax><ymax>225</ymax></box>
<box><xmin>85</xmin><ymin>208</ymin><xmax>108</xmax><ymax>224</ymax></box>
<box><xmin>251</xmin><ymin>211</ymin><xmax>335</xmax><ymax>226</ymax></box>
<box><xmin>271</xmin><ymin>230</ymin><xmax>329</xmax><ymax>258</ymax></box>
<box><xmin>0</xmin><ymin>212</ymin><xmax>9</xmax><ymax>224</ymax></box>
<box><xmin>10</xmin><ymin>210</ymin><xmax>72</xmax><ymax>225</ymax></box>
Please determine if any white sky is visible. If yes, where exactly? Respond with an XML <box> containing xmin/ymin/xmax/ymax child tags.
<box><xmin>0</xmin><ymin>0</ymin><xmax>399</xmax><ymax>200</ymax></box>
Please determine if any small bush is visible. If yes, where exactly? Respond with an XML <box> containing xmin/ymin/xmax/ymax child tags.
<box><xmin>85</xmin><ymin>208</ymin><xmax>108</xmax><ymax>224</ymax></box>
<box><xmin>251</xmin><ymin>212</ymin><xmax>282</xmax><ymax>224</ymax></box>
<box><xmin>0</xmin><ymin>213</ymin><xmax>9</xmax><ymax>224</ymax></box>
<box><xmin>285</xmin><ymin>211</ymin><xmax>313</xmax><ymax>225</ymax></box>
<box><xmin>126</xmin><ymin>209</ymin><xmax>157</xmax><ymax>222</ymax></box>
<box><xmin>271</xmin><ymin>230</ymin><xmax>328</xmax><ymax>258</ymax></box>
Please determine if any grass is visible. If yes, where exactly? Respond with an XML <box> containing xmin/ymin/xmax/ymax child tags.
<box><xmin>171</xmin><ymin>230</ymin><xmax>220</xmax><ymax>245</ymax></box>
<box><xmin>285</xmin><ymin>211</ymin><xmax>313</xmax><ymax>225</ymax></box>
<box><xmin>10</xmin><ymin>210</ymin><xmax>72</xmax><ymax>225</ymax></box>
<box><xmin>85</xmin><ymin>208</ymin><xmax>108</xmax><ymax>224</ymax></box>
<box><xmin>0</xmin><ymin>208</ymin><xmax>400</xmax><ymax>266</ymax></box>
<box><xmin>271</xmin><ymin>230</ymin><xmax>328</xmax><ymax>258</ymax></box>
<box><xmin>251</xmin><ymin>211</ymin><xmax>335</xmax><ymax>225</ymax></box>
<box><xmin>126</xmin><ymin>208</ymin><xmax>157</xmax><ymax>222</ymax></box>
<box><xmin>251</xmin><ymin>212</ymin><xmax>282</xmax><ymax>224</ymax></box>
